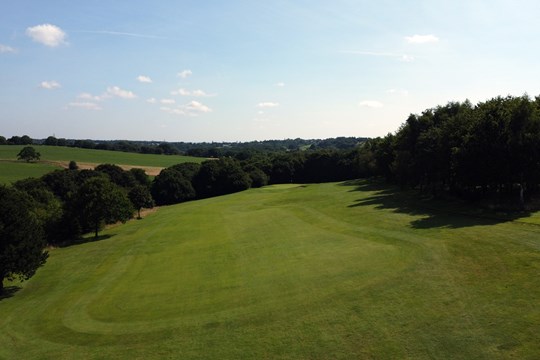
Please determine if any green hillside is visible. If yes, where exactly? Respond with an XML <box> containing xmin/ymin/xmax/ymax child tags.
<box><xmin>0</xmin><ymin>161</ymin><xmax>62</xmax><ymax>184</ymax></box>
<box><xmin>0</xmin><ymin>181</ymin><xmax>539</xmax><ymax>359</ymax></box>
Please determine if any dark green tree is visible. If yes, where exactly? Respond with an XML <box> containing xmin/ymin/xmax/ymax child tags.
<box><xmin>74</xmin><ymin>177</ymin><xmax>133</xmax><ymax>238</ymax></box>
<box><xmin>151</xmin><ymin>169</ymin><xmax>196</xmax><ymax>205</ymax></box>
<box><xmin>0</xmin><ymin>186</ymin><xmax>48</xmax><ymax>293</ymax></box>
<box><xmin>128</xmin><ymin>185</ymin><xmax>154</xmax><ymax>219</ymax></box>
<box><xmin>17</xmin><ymin>146</ymin><xmax>41</xmax><ymax>162</ymax></box>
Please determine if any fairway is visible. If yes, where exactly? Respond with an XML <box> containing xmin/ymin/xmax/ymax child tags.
<box><xmin>1</xmin><ymin>181</ymin><xmax>539</xmax><ymax>359</ymax></box>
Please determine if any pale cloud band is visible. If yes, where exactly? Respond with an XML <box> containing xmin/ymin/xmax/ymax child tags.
<box><xmin>68</xmin><ymin>102</ymin><xmax>101</xmax><ymax>110</ymax></box>
<box><xmin>106</xmin><ymin>86</ymin><xmax>137</xmax><ymax>99</ymax></box>
<box><xmin>171</xmin><ymin>88</ymin><xmax>215</xmax><ymax>97</ymax></box>
<box><xmin>137</xmin><ymin>75</ymin><xmax>152</xmax><ymax>83</ymax></box>
<box><xmin>405</xmin><ymin>34</ymin><xmax>439</xmax><ymax>44</ymax></box>
<box><xmin>341</xmin><ymin>50</ymin><xmax>414</xmax><ymax>62</ymax></box>
<box><xmin>26</xmin><ymin>24</ymin><xmax>67</xmax><ymax>47</ymax></box>
<box><xmin>257</xmin><ymin>102</ymin><xmax>280</xmax><ymax>108</ymax></box>
<box><xmin>39</xmin><ymin>81</ymin><xmax>61</xmax><ymax>90</ymax></box>
<box><xmin>359</xmin><ymin>100</ymin><xmax>383</xmax><ymax>108</ymax></box>
<box><xmin>0</xmin><ymin>44</ymin><xmax>17</xmax><ymax>53</ymax></box>
<box><xmin>177</xmin><ymin>70</ymin><xmax>193</xmax><ymax>79</ymax></box>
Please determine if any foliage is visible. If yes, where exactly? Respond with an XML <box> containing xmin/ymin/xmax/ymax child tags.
<box><xmin>0</xmin><ymin>186</ymin><xmax>48</xmax><ymax>292</ymax></box>
<box><xmin>129</xmin><ymin>185</ymin><xmax>154</xmax><ymax>219</ymax></box>
<box><xmin>73</xmin><ymin>177</ymin><xmax>133</xmax><ymax>237</ymax></box>
<box><xmin>68</xmin><ymin>160</ymin><xmax>78</xmax><ymax>170</ymax></box>
<box><xmin>151</xmin><ymin>169</ymin><xmax>196</xmax><ymax>205</ymax></box>
<box><xmin>17</xmin><ymin>146</ymin><xmax>40</xmax><ymax>162</ymax></box>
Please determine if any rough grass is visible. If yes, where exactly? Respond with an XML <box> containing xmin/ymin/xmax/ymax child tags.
<box><xmin>0</xmin><ymin>181</ymin><xmax>539</xmax><ymax>359</ymax></box>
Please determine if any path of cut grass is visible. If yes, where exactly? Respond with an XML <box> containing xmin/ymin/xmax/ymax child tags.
<box><xmin>0</xmin><ymin>181</ymin><xmax>539</xmax><ymax>359</ymax></box>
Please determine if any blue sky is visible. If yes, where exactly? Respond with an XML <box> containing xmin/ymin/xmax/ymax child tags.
<box><xmin>1</xmin><ymin>1</ymin><xmax>540</xmax><ymax>142</ymax></box>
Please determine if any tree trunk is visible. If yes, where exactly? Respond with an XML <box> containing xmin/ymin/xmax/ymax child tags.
<box><xmin>95</xmin><ymin>224</ymin><xmax>99</xmax><ymax>238</ymax></box>
<box><xmin>0</xmin><ymin>279</ymin><xmax>4</xmax><ymax>294</ymax></box>
<box><xmin>519</xmin><ymin>183</ymin><xmax>525</xmax><ymax>210</ymax></box>
<box><xmin>138</xmin><ymin>208</ymin><xmax>141</xmax><ymax>219</ymax></box>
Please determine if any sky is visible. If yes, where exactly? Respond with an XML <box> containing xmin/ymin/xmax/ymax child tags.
<box><xmin>1</xmin><ymin>0</ymin><xmax>540</xmax><ymax>142</ymax></box>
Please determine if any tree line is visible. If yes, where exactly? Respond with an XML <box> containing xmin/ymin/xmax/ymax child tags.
<box><xmin>3</xmin><ymin>94</ymin><xmax>540</xmax><ymax>292</ymax></box>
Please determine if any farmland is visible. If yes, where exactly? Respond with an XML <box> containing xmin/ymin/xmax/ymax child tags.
<box><xmin>0</xmin><ymin>145</ymin><xmax>204</xmax><ymax>184</ymax></box>
<box><xmin>1</xmin><ymin>180</ymin><xmax>539</xmax><ymax>359</ymax></box>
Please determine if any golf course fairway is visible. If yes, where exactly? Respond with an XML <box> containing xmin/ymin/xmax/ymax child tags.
<box><xmin>1</xmin><ymin>181</ymin><xmax>539</xmax><ymax>359</ymax></box>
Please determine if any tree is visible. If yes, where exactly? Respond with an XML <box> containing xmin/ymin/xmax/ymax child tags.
<box><xmin>151</xmin><ymin>169</ymin><xmax>196</xmax><ymax>205</ymax></box>
<box><xmin>44</xmin><ymin>136</ymin><xmax>58</xmax><ymax>146</ymax></box>
<box><xmin>17</xmin><ymin>146</ymin><xmax>41</xmax><ymax>162</ymax></box>
<box><xmin>128</xmin><ymin>185</ymin><xmax>154</xmax><ymax>219</ymax></box>
<box><xmin>0</xmin><ymin>136</ymin><xmax>6</xmax><ymax>145</ymax></box>
<box><xmin>74</xmin><ymin>177</ymin><xmax>133</xmax><ymax>238</ymax></box>
<box><xmin>0</xmin><ymin>186</ymin><xmax>48</xmax><ymax>293</ymax></box>
<box><xmin>95</xmin><ymin>164</ymin><xmax>136</xmax><ymax>189</ymax></box>
<box><xmin>68</xmin><ymin>160</ymin><xmax>79</xmax><ymax>170</ymax></box>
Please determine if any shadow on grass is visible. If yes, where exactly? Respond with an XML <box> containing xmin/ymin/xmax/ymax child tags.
<box><xmin>57</xmin><ymin>234</ymin><xmax>115</xmax><ymax>248</ymax></box>
<box><xmin>0</xmin><ymin>286</ymin><xmax>21</xmax><ymax>302</ymax></box>
<box><xmin>342</xmin><ymin>179</ymin><xmax>533</xmax><ymax>229</ymax></box>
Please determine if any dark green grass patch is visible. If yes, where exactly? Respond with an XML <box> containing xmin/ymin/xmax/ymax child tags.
<box><xmin>0</xmin><ymin>161</ymin><xmax>62</xmax><ymax>184</ymax></box>
<box><xmin>0</xmin><ymin>181</ymin><xmax>539</xmax><ymax>359</ymax></box>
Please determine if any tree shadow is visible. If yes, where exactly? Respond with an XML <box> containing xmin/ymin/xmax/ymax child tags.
<box><xmin>57</xmin><ymin>234</ymin><xmax>115</xmax><ymax>248</ymax></box>
<box><xmin>0</xmin><ymin>286</ymin><xmax>21</xmax><ymax>301</ymax></box>
<box><xmin>343</xmin><ymin>179</ymin><xmax>533</xmax><ymax>229</ymax></box>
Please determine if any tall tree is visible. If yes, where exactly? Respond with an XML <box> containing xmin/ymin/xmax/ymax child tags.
<box><xmin>0</xmin><ymin>186</ymin><xmax>48</xmax><ymax>293</ymax></box>
<box><xmin>17</xmin><ymin>146</ymin><xmax>41</xmax><ymax>162</ymax></box>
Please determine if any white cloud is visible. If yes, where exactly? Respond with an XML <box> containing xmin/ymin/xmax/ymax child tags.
<box><xmin>146</xmin><ymin>97</ymin><xmax>157</xmax><ymax>104</ymax></box>
<box><xmin>341</xmin><ymin>50</ymin><xmax>415</xmax><ymax>62</ymax></box>
<box><xmin>0</xmin><ymin>44</ymin><xmax>17</xmax><ymax>53</ymax></box>
<box><xmin>275</xmin><ymin>82</ymin><xmax>285</xmax><ymax>87</ymax></box>
<box><xmin>185</xmin><ymin>100</ymin><xmax>212</xmax><ymax>113</ymax></box>
<box><xmin>106</xmin><ymin>86</ymin><xmax>137</xmax><ymax>99</ymax></box>
<box><xmin>257</xmin><ymin>102</ymin><xmax>280</xmax><ymax>108</ymax></box>
<box><xmin>171</xmin><ymin>88</ymin><xmax>215</xmax><ymax>97</ymax></box>
<box><xmin>405</xmin><ymin>34</ymin><xmax>439</xmax><ymax>44</ymax></box>
<box><xmin>387</xmin><ymin>89</ymin><xmax>409</xmax><ymax>96</ymax></box>
<box><xmin>160</xmin><ymin>98</ymin><xmax>176</xmax><ymax>104</ymax></box>
<box><xmin>78</xmin><ymin>92</ymin><xmax>102</xmax><ymax>101</ymax></box>
<box><xmin>160</xmin><ymin>100</ymin><xmax>212</xmax><ymax>116</ymax></box>
<box><xmin>177</xmin><ymin>69</ymin><xmax>192</xmax><ymax>79</ymax></box>
<box><xmin>68</xmin><ymin>102</ymin><xmax>101</xmax><ymax>110</ymax></box>
<box><xmin>39</xmin><ymin>81</ymin><xmax>61</xmax><ymax>90</ymax></box>
<box><xmin>137</xmin><ymin>75</ymin><xmax>152</xmax><ymax>83</ymax></box>
<box><xmin>26</xmin><ymin>24</ymin><xmax>67</xmax><ymax>47</ymax></box>
<box><xmin>359</xmin><ymin>100</ymin><xmax>383</xmax><ymax>108</ymax></box>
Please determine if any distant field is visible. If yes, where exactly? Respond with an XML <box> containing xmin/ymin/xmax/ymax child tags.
<box><xmin>0</xmin><ymin>145</ymin><xmax>205</xmax><ymax>183</ymax></box>
<box><xmin>0</xmin><ymin>161</ymin><xmax>62</xmax><ymax>184</ymax></box>
<box><xmin>1</xmin><ymin>180</ymin><xmax>539</xmax><ymax>359</ymax></box>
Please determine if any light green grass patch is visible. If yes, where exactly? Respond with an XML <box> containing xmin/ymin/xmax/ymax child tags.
<box><xmin>0</xmin><ymin>161</ymin><xmax>62</xmax><ymax>184</ymax></box>
<box><xmin>0</xmin><ymin>181</ymin><xmax>539</xmax><ymax>359</ymax></box>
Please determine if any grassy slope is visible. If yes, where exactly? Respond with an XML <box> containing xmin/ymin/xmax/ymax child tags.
<box><xmin>0</xmin><ymin>181</ymin><xmax>539</xmax><ymax>359</ymax></box>
<box><xmin>0</xmin><ymin>145</ymin><xmax>204</xmax><ymax>167</ymax></box>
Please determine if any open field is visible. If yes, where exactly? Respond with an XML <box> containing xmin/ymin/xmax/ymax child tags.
<box><xmin>1</xmin><ymin>180</ymin><xmax>539</xmax><ymax>359</ymax></box>
<box><xmin>0</xmin><ymin>145</ymin><xmax>205</xmax><ymax>183</ymax></box>
<box><xmin>0</xmin><ymin>160</ymin><xmax>62</xmax><ymax>184</ymax></box>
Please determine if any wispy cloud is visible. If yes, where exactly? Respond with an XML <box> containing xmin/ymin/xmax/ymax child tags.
<box><xmin>137</xmin><ymin>75</ymin><xmax>152</xmax><ymax>83</ymax></box>
<box><xmin>160</xmin><ymin>99</ymin><xmax>176</xmax><ymax>104</ymax></box>
<box><xmin>160</xmin><ymin>100</ymin><xmax>212</xmax><ymax>116</ymax></box>
<box><xmin>171</xmin><ymin>88</ymin><xmax>216</xmax><ymax>97</ymax></box>
<box><xmin>26</xmin><ymin>24</ymin><xmax>67</xmax><ymax>47</ymax></box>
<box><xmin>146</xmin><ymin>97</ymin><xmax>157</xmax><ymax>104</ymax></box>
<box><xmin>275</xmin><ymin>82</ymin><xmax>285</xmax><ymax>87</ymax></box>
<box><xmin>257</xmin><ymin>102</ymin><xmax>280</xmax><ymax>108</ymax></box>
<box><xmin>68</xmin><ymin>102</ymin><xmax>101</xmax><ymax>110</ymax></box>
<box><xmin>0</xmin><ymin>44</ymin><xmax>17</xmax><ymax>53</ymax></box>
<box><xmin>74</xmin><ymin>30</ymin><xmax>168</xmax><ymax>39</ymax></box>
<box><xmin>387</xmin><ymin>88</ymin><xmax>409</xmax><ymax>96</ymax></box>
<box><xmin>39</xmin><ymin>81</ymin><xmax>61</xmax><ymax>90</ymax></box>
<box><xmin>341</xmin><ymin>50</ymin><xmax>414</xmax><ymax>62</ymax></box>
<box><xmin>177</xmin><ymin>70</ymin><xmax>192</xmax><ymax>79</ymax></box>
<box><xmin>78</xmin><ymin>92</ymin><xmax>102</xmax><ymax>101</ymax></box>
<box><xmin>359</xmin><ymin>100</ymin><xmax>383</xmax><ymax>108</ymax></box>
<box><xmin>106</xmin><ymin>86</ymin><xmax>137</xmax><ymax>99</ymax></box>
<box><xmin>405</xmin><ymin>34</ymin><xmax>439</xmax><ymax>44</ymax></box>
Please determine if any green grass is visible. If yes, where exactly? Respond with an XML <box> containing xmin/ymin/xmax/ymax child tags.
<box><xmin>1</xmin><ymin>180</ymin><xmax>539</xmax><ymax>359</ymax></box>
<box><xmin>0</xmin><ymin>145</ymin><xmax>204</xmax><ymax>167</ymax></box>
<box><xmin>0</xmin><ymin>161</ymin><xmax>62</xmax><ymax>185</ymax></box>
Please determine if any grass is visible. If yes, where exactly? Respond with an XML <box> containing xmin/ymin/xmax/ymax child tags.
<box><xmin>0</xmin><ymin>161</ymin><xmax>62</xmax><ymax>185</ymax></box>
<box><xmin>0</xmin><ymin>180</ymin><xmax>539</xmax><ymax>359</ymax></box>
<box><xmin>0</xmin><ymin>145</ymin><xmax>205</xmax><ymax>168</ymax></box>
